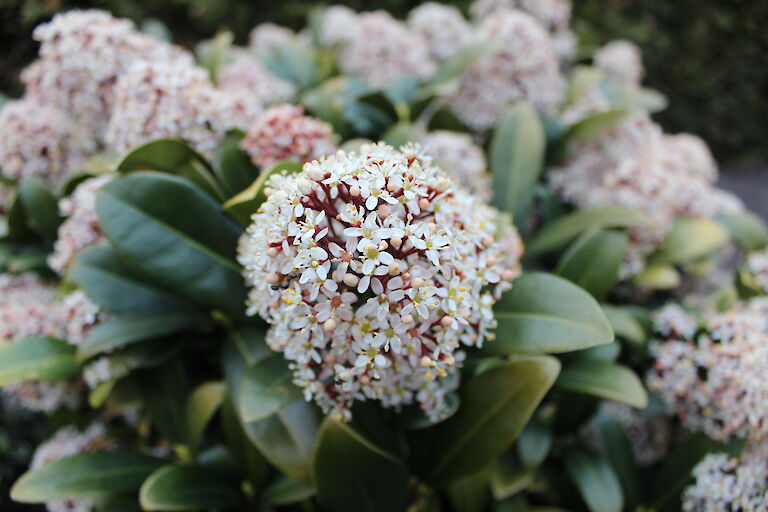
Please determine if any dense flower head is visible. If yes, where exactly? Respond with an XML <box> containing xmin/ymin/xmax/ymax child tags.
<box><xmin>249</xmin><ymin>23</ymin><xmax>297</xmax><ymax>56</ymax></box>
<box><xmin>0</xmin><ymin>274</ymin><xmax>106</xmax><ymax>410</ymax></box>
<box><xmin>594</xmin><ymin>39</ymin><xmax>644</xmax><ymax>87</ymax></box>
<box><xmin>746</xmin><ymin>249</ymin><xmax>768</xmax><ymax>294</ymax></box>
<box><xmin>683</xmin><ymin>442</ymin><xmax>768</xmax><ymax>512</ymax></box>
<box><xmin>31</xmin><ymin>423</ymin><xmax>112</xmax><ymax>512</ymax></box>
<box><xmin>105</xmin><ymin>58</ymin><xmax>228</xmax><ymax>159</ymax></box>
<box><xmin>451</xmin><ymin>9</ymin><xmax>564</xmax><ymax>131</ymax></box>
<box><xmin>470</xmin><ymin>0</ymin><xmax>571</xmax><ymax>31</ymax></box>
<box><xmin>418</xmin><ymin>131</ymin><xmax>491</xmax><ymax>201</ymax></box>
<box><xmin>337</xmin><ymin>10</ymin><xmax>437</xmax><ymax>89</ymax></box>
<box><xmin>241</xmin><ymin>105</ymin><xmax>338</xmax><ymax>169</ymax></box>
<box><xmin>548</xmin><ymin>114</ymin><xmax>742</xmax><ymax>277</ymax></box>
<box><xmin>647</xmin><ymin>298</ymin><xmax>768</xmax><ymax>442</ymax></box>
<box><xmin>24</xmin><ymin>9</ymin><xmax>188</xmax><ymax>137</ymax></box>
<box><xmin>239</xmin><ymin>142</ymin><xmax>523</xmax><ymax>419</ymax></box>
<box><xmin>592</xmin><ymin>402</ymin><xmax>672</xmax><ymax>466</ymax></box>
<box><xmin>317</xmin><ymin>5</ymin><xmax>360</xmax><ymax>47</ymax></box>
<box><xmin>407</xmin><ymin>3</ymin><xmax>474</xmax><ymax>61</ymax></box>
<box><xmin>216</xmin><ymin>49</ymin><xmax>296</xmax><ymax>122</ymax></box>
<box><xmin>660</xmin><ymin>133</ymin><xmax>719</xmax><ymax>184</ymax></box>
<box><xmin>0</xmin><ymin>98</ymin><xmax>89</xmax><ymax>189</ymax></box>
<box><xmin>49</xmin><ymin>175</ymin><xmax>113</xmax><ymax>275</ymax></box>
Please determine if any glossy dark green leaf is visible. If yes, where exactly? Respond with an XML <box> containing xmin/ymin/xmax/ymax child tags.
<box><xmin>650</xmin><ymin>433</ymin><xmax>717</xmax><ymax>510</ymax></box>
<box><xmin>139</xmin><ymin>464</ymin><xmax>242</xmax><ymax>511</ymax></box>
<box><xmin>261</xmin><ymin>475</ymin><xmax>315</xmax><ymax>506</ymax></box>
<box><xmin>220</xmin><ymin>399</ymin><xmax>269</xmax><ymax>489</ymax></box>
<box><xmin>448</xmin><ymin>471</ymin><xmax>490</xmax><ymax>512</ymax></box>
<box><xmin>490</xmin><ymin>451</ymin><xmax>534</xmax><ymax>501</ymax></box>
<box><xmin>556</xmin><ymin>229</ymin><xmax>628</xmax><ymax>301</ymax></box>
<box><xmin>631</xmin><ymin>264</ymin><xmax>681</xmax><ymax>290</ymax></box>
<box><xmin>490</xmin><ymin>103</ymin><xmax>545</xmax><ymax>227</ymax></box>
<box><xmin>651</xmin><ymin>218</ymin><xmax>729</xmax><ymax>265</ymax></box>
<box><xmin>69</xmin><ymin>245</ymin><xmax>192</xmax><ymax>314</ymax></box>
<box><xmin>516</xmin><ymin>416</ymin><xmax>552</xmax><ymax>469</ymax></box>
<box><xmin>117</xmin><ymin>139</ymin><xmax>225</xmax><ymax>202</ymax></box>
<box><xmin>527</xmin><ymin>207</ymin><xmax>652</xmax><ymax>257</ymax></box>
<box><xmin>263</xmin><ymin>41</ymin><xmax>319</xmax><ymax>90</ymax></box>
<box><xmin>77</xmin><ymin>311</ymin><xmax>205</xmax><ymax>360</ymax></box>
<box><xmin>398</xmin><ymin>392</ymin><xmax>459</xmax><ymax>430</ymax></box>
<box><xmin>564</xmin><ymin>449</ymin><xmax>623</xmax><ymax>512</ymax></box>
<box><xmin>382</xmin><ymin>121</ymin><xmax>417</xmax><ymax>147</ymax></box>
<box><xmin>0</xmin><ymin>336</ymin><xmax>80</xmax><ymax>385</ymax></box>
<box><xmin>2</xmin><ymin>189</ymin><xmax>35</xmax><ymax>241</ymax></box>
<box><xmin>716</xmin><ymin>211</ymin><xmax>768</xmax><ymax>251</ymax></box>
<box><xmin>137</xmin><ymin>363</ymin><xmax>190</xmax><ymax>444</ymax></box>
<box><xmin>425</xmin><ymin>357</ymin><xmax>560</xmax><ymax>485</ymax></box>
<box><xmin>186</xmin><ymin>381</ymin><xmax>226</xmax><ymax>452</ymax></box>
<box><xmin>223</xmin><ymin>160</ymin><xmax>303</xmax><ymax>226</ymax></box>
<box><xmin>11</xmin><ymin>453</ymin><xmax>164</xmax><ymax>502</ymax></box>
<box><xmin>195</xmin><ymin>31</ymin><xmax>234</xmax><ymax>83</ymax></box>
<box><xmin>595</xmin><ymin>418</ymin><xmax>638</xmax><ymax>508</ymax></box>
<box><xmin>488</xmin><ymin>273</ymin><xmax>614</xmax><ymax>355</ymax></box>
<box><xmin>213</xmin><ymin>131</ymin><xmax>258</xmax><ymax>197</ymax></box>
<box><xmin>240</xmin><ymin>355</ymin><xmax>302</xmax><ymax>422</ymax></box>
<box><xmin>313</xmin><ymin>418</ymin><xmax>408</xmax><ymax>512</ymax></box>
<box><xmin>18</xmin><ymin>176</ymin><xmax>63</xmax><ymax>239</ymax></box>
<box><xmin>556</xmin><ymin>361</ymin><xmax>647</xmax><ymax>408</ymax></box>
<box><xmin>96</xmin><ymin>172</ymin><xmax>246</xmax><ymax>317</ymax></box>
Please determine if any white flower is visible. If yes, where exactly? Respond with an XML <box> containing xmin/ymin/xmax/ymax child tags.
<box><xmin>747</xmin><ymin>249</ymin><xmax>768</xmax><ymax>294</ymax></box>
<box><xmin>239</xmin><ymin>142</ymin><xmax>523</xmax><ymax>419</ymax></box>
<box><xmin>594</xmin><ymin>39</ymin><xmax>644</xmax><ymax>87</ymax></box>
<box><xmin>317</xmin><ymin>5</ymin><xmax>360</xmax><ymax>47</ymax></box>
<box><xmin>418</xmin><ymin>131</ymin><xmax>491</xmax><ymax>201</ymax></box>
<box><xmin>407</xmin><ymin>3</ymin><xmax>473</xmax><ymax>61</ymax></box>
<box><xmin>249</xmin><ymin>23</ymin><xmax>297</xmax><ymax>56</ymax></box>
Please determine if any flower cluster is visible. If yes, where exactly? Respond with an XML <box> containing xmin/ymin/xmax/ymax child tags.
<box><xmin>451</xmin><ymin>9</ymin><xmax>564</xmax><ymax>131</ymax></box>
<box><xmin>548</xmin><ymin>114</ymin><xmax>743</xmax><ymax>277</ymax></box>
<box><xmin>23</xmin><ymin>9</ymin><xmax>187</xmax><ymax>138</ymax></box>
<box><xmin>249</xmin><ymin>23</ymin><xmax>298</xmax><ymax>57</ymax></box>
<box><xmin>0</xmin><ymin>98</ymin><xmax>89</xmax><ymax>189</ymax></box>
<box><xmin>407</xmin><ymin>3</ymin><xmax>474</xmax><ymax>61</ymax></box>
<box><xmin>239</xmin><ymin>143</ymin><xmax>522</xmax><ymax>419</ymax></box>
<box><xmin>0</xmin><ymin>274</ymin><xmax>107</xmax><ymax>411</ymax></box>
<box><xmin>49</xmin><ymin>175</ymin><xmax>113</xmax><ymax>275</ymax></box>
<box><xmin>594</xmin><ymin>39</ymin><xmax>645</xmax><ymax>87</ymax></box>
<box><xmin>317</xmin><ymin>5</ymin><xmax>360</xmax><ymax>47</ymax></box>
<box><xmin>418</xmin><ymin>131</ymin><xmax>491</xmax><ymax>201</ymax></box>
<box><xmin>31</xmin><ymin>423</ymin><xmax>112</xmax><ymax>512</ymax></box>
<box><xmin>337</xmin><ymin>11</ymin><xmax>437</xmax><ymax>89</ymax></box>
<box><xmin>647</xmin><ymin>298</ymin><xmax>768</xmax><ymax>442</ymax></box>
<box><xmin>241</xmin><ymin>105</ymin><xmax>337</xmax><ymax>169</ymax></box>
<box><xmin>746</xmin><ymin>249</ymin><xmax>768</xmax><ymax>294</ymax></box>
<box><xmin>105</xmin><ymin>59</ymin><xmax>228</xmax><ymax>159</ymax></box>
<box><xmin>683</xmin><ymin>442</ymin><xmax>768</xmax><ymax>512</ymax></box>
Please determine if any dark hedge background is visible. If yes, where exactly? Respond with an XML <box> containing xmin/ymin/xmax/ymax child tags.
<box><xmin>1</xmin><ymin>0</ymin><xmax>766</xmax><ymax>164</ymax></box>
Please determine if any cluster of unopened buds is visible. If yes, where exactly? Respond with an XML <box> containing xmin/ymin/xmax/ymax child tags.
<box><xmin>239</xmin><ymin>142</ymin><xmax>522</xmax><ymax>420</ymax></box>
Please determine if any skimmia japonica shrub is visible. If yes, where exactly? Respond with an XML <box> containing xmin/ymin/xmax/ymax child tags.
<box><xmin>0</xmin><ymin>3</ymin><xmax>766</xmax><ymax>512</ymax></box>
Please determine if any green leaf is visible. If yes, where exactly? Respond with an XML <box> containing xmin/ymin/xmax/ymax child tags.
<box><xmin>139</xmin><ymin>464</ymin><xmax>242</xmax><ymax>511</ymax></box>
<box><xmin>563</xmin><ymin>109</ymin><xmax>630</xmax><ymax>145</ymax></box>
<box><xmin>78</xmin><ymin>311</ymin><xmax>205</xmax><ymax>360</ymax></box>
<box><xmin>448</xmin><ymin>471</ymin><xmax>490</xmax><ymax>512</ymax></box>
<box><xmin>69</xmin><ymin>245</ymin><xmax>192</xmax><ymax>315</ymax></box>
<box><xmin>137</xmin><ymin>363</ymin><xmax>190</xmax><ymax>444</ymax></box>
<box><xmin>631</xmin><ymin>264</ymin><xmax>680</xmax><ymax>289</ymax></box>
<box><xmin>650</xmin><ymin>433</ymin><xmax>717</xmax><ymax>510</ymax></box>
<box><xmin>195</xmin><ymin>31</ymin><xmax>234</xmax><ymax>83</ymax></box>
<box><xmin>555</xmin><ymin>229</ymin><xmax>628</xmax><ymax>301</ymax></box>
<box><xmin>186</xmin><ymin>381</ymin><xmax>226</xmax><ymax>452</ymax></box>
<box><xmin>398</xmin><ymin>392</ymin><xmax>460</xmax><ymax>429</ymax></box>
<box><xmin>11</xmin><ymin>453</ymin><xmax>164</xmax><ymax>503</ymax></box>
<box><xmin>96</xmin><ymin>172</ymin><xmax>246</xmax><ymax>317</ymax></box>
<box><xmin>564</xmin><ymin>449</ymin><xmax>623</xmax><ymax>512</ymax></box>
<box><xmin>220</xmin><ymin>399</ymin><xmax>269</xmax><ymax>489</ymax></box>
<box><xmin>490</xmin><ymin>452</ymin><xmax>534</xmax><ymax>501</ymax></box>
<box><xmin>313</xmin><ymin>418</ymin><xmax>408</xmax><ymax>512</ymax></box>
<box><xmin>240</xmin><ymin>355</ymin><xmax>303</xmax><ymax>423</ymax></box>
<box><xmin>424</xmin><ymin>356</ymin><xmax>560</xmax><ymax>485</ymax></box>
<box><xmin>595</xmin><ymin>418</ymin><xmax>638</xmax><ymax>508</ymax></box>
<box><xmin>261</xmin><ymin>475</ymin><xmax>315</xmax><ymax>506</ymax></box>
<box><xmin>264</xmin><ymin>41</ymin><xmax>319</xmax><ymax>90</ymax></box>
<box><xmin>18</xmin><ymin>176</ymin><xmax>63</xmax><ymax>239</ymax></box>
<box><xmin>556</xmin><ymin>361</ymin><xmax>648</xmax><ymax>408</ymax></box>
<box><xmin>601</xmin><ymin>305</ymin><xmax>648</xmax><ymax>345</ymax></box>
<box><xmin>488</xmin><ymin>273</ymin><xmax>614</xmax><ymax>355</ymax></box>
<box><xmin>0</xmin><ymin>336</ymin><xmax>80</xmax><ymax>385</ymax></box>
<box><xmin>516</xmin><ymin>416</ymin><xmax>552</xmax><ymax>469</ymax></box>
<box><xmin>223</xmin><ymin>160</ymin><xmax>303</xmax><ymax>227</ymax></box>
<box><xmin>651</xmin><ymin>218</ymin><xmax>729</xmax><ymax>264</ymax></box>
<box><xmin>490</xmin><ymin>103</ymin><xmax>545</xmax><ymax>227</ymax></box>
<box><xmin>213</xmin><ymin>131</ymin><xmax>258</xmax><ymax>197</ymax></box>
<box><xmin>425</xmin><ymin>43</ymin><xmax>492</xmax><ymax>91</ymax></box>
<box><xmin>382</xmin><ymin>121</ymin><xmax>417</xmax><ymax>148</ymax></box>
<box><xmin>527</xmin><ymin>207</ymin><xmax>653</xmax><ymax>257</ymax></box>
<box><xmin>117</xmin><ymin>139</ymin><xmax>225</xmax><ymax>202</ymax></box>
<box><xmin>716</xmin><ymin>211</ymin><xmax>768</xmax><ymax>251</ymax></box>
<box><xmin>2</xmin><ymin>189</ymin><xmax>35</xmax><ymax>241</ymax></box>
